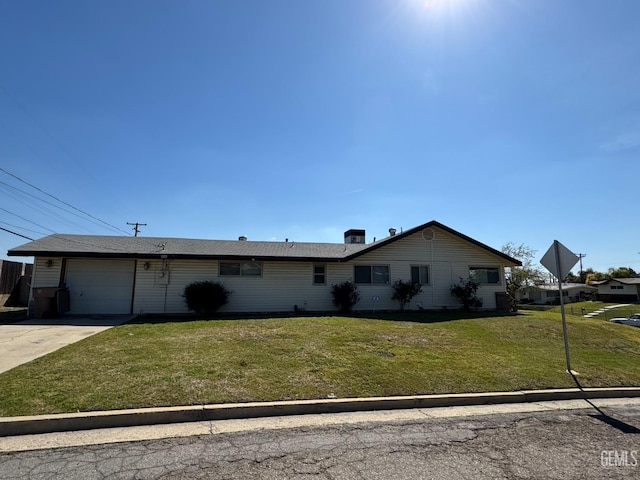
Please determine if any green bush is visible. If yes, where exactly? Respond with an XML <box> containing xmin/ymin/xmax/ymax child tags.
<box><xmin>183</xmin><ymin>281</ymin><xmax>230</xmax><ymax>314</ymax></box>
<box><xmin>331</xmin><ymin>280</ymin><xmax>360</xmax><ymax>313</ymax></box>
<box><xmin>391</xmin><ymin>279</ymin><xmax>423</xmax><ymax>311</ymax></box>
<box><xmin>450</xmin><ymin>277</ymin><xmax>481</xmax><ymax>311</ymax></box>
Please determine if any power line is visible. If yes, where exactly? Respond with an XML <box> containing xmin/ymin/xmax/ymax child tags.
<box><xmin>0</xmin><ymin>179</ymin><xmax>110</xmax><ymax>234</ymax></box>
<box><xmin>0</xmin><ymin>220</ymin><xmax>48</xmax><ymax>236</ymax></box>
<box><xmin>0</xmin><ymin>183</ymin><xmax>90</xmax><ymax>234</ymax></box>
<box><xmin>0</xmin><ymin>86</ymin><xmax>133</xmax><ymax>238</ymax></box>
<box><xmin>0</xmin><ymin>206</ymin><xmax>56</xmax><ymax>233</ymax></box>
<box><xmin>0</xmin><ymin>166</ymin><xmax>131</xmax><ymax>236</ymax></box>
<box><xmin>0</xmin><ymin>226</ymin><xmax>33</xmax><ymax>241</ymax></box>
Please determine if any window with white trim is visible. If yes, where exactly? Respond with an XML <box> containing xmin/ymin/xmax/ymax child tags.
<box><xmin>313</xmin><ymin>264</ymin><xmax>326</xmax><ymax>285</ymax></box>
<box><xmin>219</xmin><ymin>262</ymin><xmax>262</xmax><ymax>276</ymax></box>
<box><xmin>411</xmin><ymin>265</ymin><xmax>430</xmax><ymax>285</ymax></box>
<box><xmin>469</xmin><ymin>267</ymin><xmax>500</xmax><ymax>284</ymax></box>
<box><xmin>354</xmin><ymin>265</ymin><xmax>390</xmax><ymax>284</ymax></box>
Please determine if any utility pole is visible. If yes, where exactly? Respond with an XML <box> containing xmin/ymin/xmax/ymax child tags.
<box><xmin>577</xmin><ymin>253</ymin><xmax>587</xmax><ymax>283</ymax></box>
<box><xmin>127</xmin><ymin>222</ymin><xmax>147</xmax><ymax>237</ymax></box>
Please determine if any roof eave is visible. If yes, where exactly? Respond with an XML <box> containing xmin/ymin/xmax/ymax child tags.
<box><xmin>7</xmin><ymin>250</ymin><xmax>347</xmax><ymax>263</ymax></box>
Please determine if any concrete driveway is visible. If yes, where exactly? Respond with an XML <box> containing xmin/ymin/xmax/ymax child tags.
<box><xmin>0</xmin><ymin>316</ymin><xmax>134</xmax><ymax>374</ymax></box>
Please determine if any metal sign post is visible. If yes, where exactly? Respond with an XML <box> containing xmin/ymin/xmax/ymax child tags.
<box><xmin>541</xmin><ymin>240</ymin><xmax>579</xmax><ymax>375</ymax></box>
<box><xmin>554</xmin><ymin>241</ymin><xmax>572</xmax><ymax>374</ymax></box>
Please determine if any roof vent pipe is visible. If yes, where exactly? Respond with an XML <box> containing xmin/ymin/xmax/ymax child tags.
<box><xmin>239</xmin><ymin>236</ymin><xmax>247</xmax><ymax>241</ymax></box>
<box><xmin>389</xmin><ymin>228</ymin><xmax>397</xmax><ymax>236</ymax></box>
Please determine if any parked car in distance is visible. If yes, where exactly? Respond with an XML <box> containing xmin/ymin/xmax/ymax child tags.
<box><xmin>610</xmin><ymin>314</ymin><xmax>640</xmax><ymax>327</ymax></box>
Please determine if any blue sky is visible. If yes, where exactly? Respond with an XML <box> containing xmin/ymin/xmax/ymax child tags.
<box><xmin>1</xmin><ymin>0</ymin><xmax>639</xmax><ymax>274</ymax></box>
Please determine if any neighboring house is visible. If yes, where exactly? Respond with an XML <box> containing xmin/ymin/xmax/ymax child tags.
<box><xmin>7</xmin><ymin>220</ymin><xmax>521</xmax><ymax>317</ymax></box>
<box><xmin>590</xmin><ymin>278</ymin><xmax>640</xmax><ymax>303</ymax></box>
<box><xmin>523</xmin><ymin>283</ymin><xmax>597</xmax><ymax>305</ymax></box>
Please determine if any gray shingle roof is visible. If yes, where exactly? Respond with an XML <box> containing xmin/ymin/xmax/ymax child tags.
<box><xmin>592</xmin><ymin>277</ymin><xmax>640</xmax><ymax>286</ymax></box>
<box><xmin>7</xmin><ymin>234</ymin><xmax>370</xmax><ymax>260</ymax></box>
<box><xmin>7</xmin><ymin>220</ymin><xmax>522</xmax><ymax>266</ymax></box>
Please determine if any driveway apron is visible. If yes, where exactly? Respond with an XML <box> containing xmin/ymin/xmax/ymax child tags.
<box><xmin>0</xmin><ymin>316</ymin><xmax>133</xmax><ymax>374</ymax></box>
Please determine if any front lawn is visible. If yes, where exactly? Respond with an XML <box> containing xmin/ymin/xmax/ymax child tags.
<box><xmin>0</xmin><ymin>310</ymin><xmax>639</xmax><ymax>417</ymax></box>
<box><xmin>521</xmin><ymin>301</ymin><xmax>640</xmax><ymax>320</ymax></box>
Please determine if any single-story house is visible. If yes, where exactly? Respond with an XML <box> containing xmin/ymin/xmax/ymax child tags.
<box><xmin>523</xmin><ymin>283</ymin><xmax>597</xmax><ymax>305</ymax></box>
<box><xmin>590</xmin><ymin>278</ymin><xmax>640</xmax><ymax>303</ymax></box>
<box><xmin>7</xmin><ymin>220</ymin><xmax>521</xmax><ymax>316</ymax></box>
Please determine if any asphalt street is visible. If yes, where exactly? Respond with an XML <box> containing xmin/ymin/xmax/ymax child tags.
<box><xmin>1</xmin><ymin>399</ymin><xmax>639</xmax><ymax>479</ymax></box>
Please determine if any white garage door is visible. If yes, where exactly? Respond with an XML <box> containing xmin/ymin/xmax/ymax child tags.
<box><xmin>64</xmin><ymin>259</ymin><xmax>135</xmax><ymax>314</ymax></box>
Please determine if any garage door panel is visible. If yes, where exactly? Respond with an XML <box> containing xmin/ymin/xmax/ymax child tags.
<box><xmin>65</xmin><ymin>260</ymin><xmax>135</xmax><ymax>314</ymax></box>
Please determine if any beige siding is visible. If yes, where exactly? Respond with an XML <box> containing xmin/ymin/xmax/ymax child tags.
<box><xmin>597</xmin><ymin>281</ymin><xmax>639</xmax><ymax>297</ymax></box>
<box><xmin>133</xmin><ymin>259</ymin><xmax>340</xmax><ymax>314</ymax></box>
<box><xmin>341</xmin><ymin>227</ymin><xmax>508</xmax><ymax>310</ymax></box>
<box><xmin>26</xmin><ymin>227</ymin><xmax>511</xmax><ymax>315</ymax></box>
<box><xmin>27</xmin><ymin>257</ymin><xmax>64</xmax><ymax>314</ymax></box>
<box><xmin>130</xmin><ymin>226</ymin><xmax>510</xmax><ymax>313</ymax></box>
<box><xmin>31</xmin><ymin>257</ymin><xmax>63</xmax><ymax>288</ymax></box>
<box><xmin>133</xmin><ymin>259</ymin><xmax>212</xmax><ymax>315</ymax></box>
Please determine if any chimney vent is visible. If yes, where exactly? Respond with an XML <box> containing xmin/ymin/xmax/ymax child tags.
<box><xmin>344</xmin><ymin>229</ymin><xmax>366</xmax><ymax>244</ymax></box>
<box><xmin>389</xmin><ymin>228</ymin><xmax>397</xmax><ymax>236</ymax></box>
<box><xmin>238</xmin><ymin>235</ymin><xmax>247</xmax><ymax>241</ymax></box>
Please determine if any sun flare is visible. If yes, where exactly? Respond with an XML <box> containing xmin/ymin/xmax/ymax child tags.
<box><xmin>405</xmin><ymin>0</ymin><xmax>482</xmax><ymax>24</ymax></box>
<box><xmin>418</xmin><ymin>0</ymin><xmax>478</xmax><ymax>13</ymax></box>
<box><xmin>421</xmin><ymin>0</ymin><xmax>462</xmax><ymax>7</ymax></box>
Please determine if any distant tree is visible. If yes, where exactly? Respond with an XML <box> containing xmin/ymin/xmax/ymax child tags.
<box><xmin>391</xmin><ymin>279</ymin><xmax>423</xmax><ymax>311</ymax></box>
<box><xmin>585</xmin><ymin>268</ymin><xmax>608</xmax><ymax>283</ymax></box>
<box><xmin>608</xmin><ymin>267</ymin><xmax>639</xmax><ymax>278</ymax></box>
<box><xmin>563</xmin><ymin>271</ymin><xmax>580</xmax><ymax>283</ymax></box>
<box><xmin>501</xmin><ymin>242</ymin><xmax>545</xmax><ymax>310</ymax></box>
<box><xmin>583</xmin><ymin>266</ymin><xmax>639</xmax><ymax>283</ymax></box>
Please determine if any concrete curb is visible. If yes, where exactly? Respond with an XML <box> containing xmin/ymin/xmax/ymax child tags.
<box><xmin>1</xmin><ymin>387</ymin><xmax>639</xmax><ymax>437</ymax></box>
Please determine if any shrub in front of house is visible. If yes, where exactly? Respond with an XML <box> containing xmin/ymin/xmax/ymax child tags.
<box><xmin>183</xmin><ymin>281</ymin><xmax>231</xmax><ymax>315</ymax></box>
<box><xmin>331</xmin><ymin>280</ymin><xmax>360</xmax><ymax>313</ymax></box>
<box><xmin>391</xmin><ymin>279</ymin><xmax>423</xmax><ymax>311</ymax></box>
<box><xmin>450</xmin><ymin>277</ymin><xmax>481</xmax><ymax>311</ymax></box>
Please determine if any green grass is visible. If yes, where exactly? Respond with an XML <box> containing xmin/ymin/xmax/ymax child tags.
<box><xmin>521</xmin><ymin>301</ymin><xmax>640</xmax><ymax>320</ymax></box>
<box><xmin>580</xmin><ymin>302</ymin><xmax>640</xmax><ymax>320</ymax></box>
<box><xmin>0</xmin><ymin>310</ymin><xmax>639</xmax><ymax>417</ymax></box>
